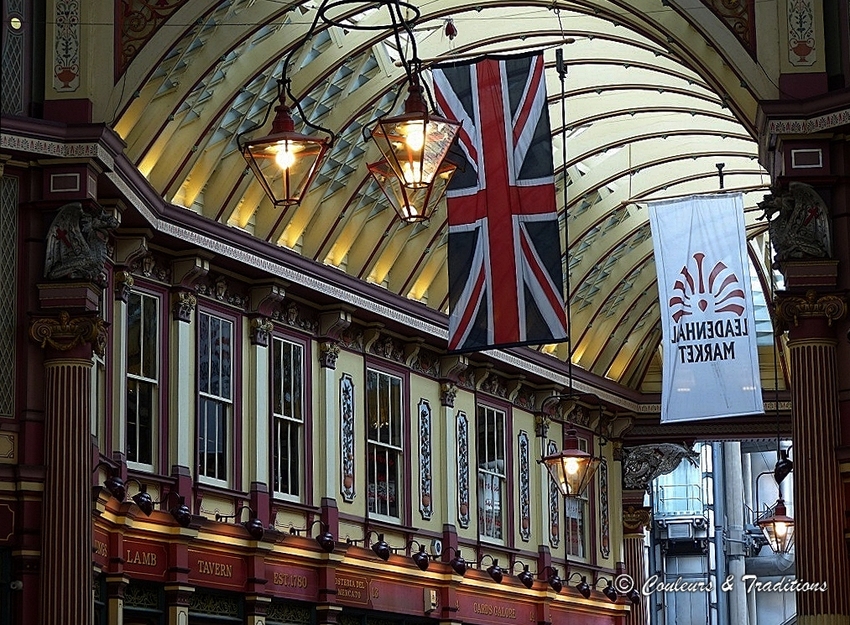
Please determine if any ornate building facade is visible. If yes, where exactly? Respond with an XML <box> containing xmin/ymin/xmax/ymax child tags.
<box><xmin>0</xmin><ymin>1</ymin><xmax>848</xmax><ymax>625</ymax></box>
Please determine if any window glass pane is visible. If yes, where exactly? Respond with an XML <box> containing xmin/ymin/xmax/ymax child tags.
<box><xmin>477</xmin><ymin>405</ymin><xmax>505</xmax><ymax>539</ymax></box>
<box><xmin>199</xmin><ymin>314</ymin><xmax>210</xmax><ymax>394</ymax></box>
<box><xmin>272</xmin><ymin>338</ymin><xmax>303</xmax><ymax>497</ymax></box>
<box><xmin>389</xmin><ymin>375</ymin><xmax>401</xmax><ymax>447</ymax></box>
<box><xmin>366</xmin><ymin>368</ymin><xmax>402</xmax><ymax>518</ymax></box>
<box><xmin>141</xmin><ymin>294</ymin><xmax>157</xmax><ymax>378</ymax></box>
<box><xmin>127</xmin><ymin>294</ymin><xmax>142</xmax><ymax>376</ymax></box>
<box><xmin>291</xmin><ymin>344</ymin><xmax>302</xmax><ymax>421</ymax></box>
<box><xmin>136</xmin><ymin>381</ymin><xmax>154</xmax><ymax>465</ymax></box>
<box><xmin>210</xmin><ymin>317</ymin><xmax>221</xmax><ymax>396</ymax></box>
<box><xmin>127</xmin><ymin>378</ymin><xmax>139</xmax><ymax>461</ymax></box>
<box><xmin>220</xmin><ymin>320</ymin><xmax>231</xmax><ymax>400</ymax></box>
<box><xmin>367</xmin><ymin>370</ymin><xmax>379</xmax><ymax>440</ymax></box>
<box><xmin>272</xmin><ymin>341</ymin><xmax>283</xmax><ymax>415</ymax></box>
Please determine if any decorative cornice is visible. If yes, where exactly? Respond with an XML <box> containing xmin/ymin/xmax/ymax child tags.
<box><xmin>766</xmin><ymin>107</ymin><xmax>850</xmax><ymax>135</ymax></box>
<box><xmin>30</xmin><ymin>310</ymin><xmax>106</xmax><ymax>356</ymax></box>
<box><xmin>775</xmin><ymin>290</ymin><xmax>847</xmax><ymax>329</ymax></box>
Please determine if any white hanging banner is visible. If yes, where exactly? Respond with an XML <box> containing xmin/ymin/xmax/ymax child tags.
<box><xmin>649</xmin><ymin>193</ymin><xmax>764</xmax><ymax>422</ymax></box>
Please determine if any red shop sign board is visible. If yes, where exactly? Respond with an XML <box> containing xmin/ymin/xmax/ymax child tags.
<box><xmin>123</xmin><ymin>538</ymin><xmax>169</xmax><ymax>580</ymax></box>
<box><xmin>188</xmin><ymin>549</ymin><xmax>247</xmax><ymax>591</ymax></box>
<box><xmin>265</xmin><ymin>562</ymin><xmax>320</xmax><ymax>602</ymax></box>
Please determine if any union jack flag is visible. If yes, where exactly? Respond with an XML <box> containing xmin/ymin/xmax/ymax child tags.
<box><xmin>433</xmin><ymin>53</ymin><xmax>567</xmax><ymax>352</ymax></box>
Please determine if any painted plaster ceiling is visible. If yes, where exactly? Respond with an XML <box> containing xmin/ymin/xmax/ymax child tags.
<box><xmin>111</xmin><ymin>0</ymin><xmax>780</xmax><ymax>393</ymax></box>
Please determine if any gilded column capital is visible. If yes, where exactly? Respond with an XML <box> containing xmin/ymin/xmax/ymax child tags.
<box><xmin>249</xmin><ymin>316</ymin><xmax>274</xmax><ymax>347</ymax></box>
<box><xmin>30</xmin><ymin>310</ymin><xmax>107</xmax><ymax>357</ymax></box>
<box><xmin>774</xmin><ymin>289</ymin><xmax>847</xmax><ymax>330</ymax></box>
<box><xmin>440</xmin><ymin>382</ymin><xmax>458</xmax><ymax>408</ymax></box>
<box><xmin>172</xmin><ymin>290</ymin><xmax>197</xmax><ymax>323</ymax></box>
<box><xmin>113</xmin><ymin>271</ymin><xmax>134</xmax><ymax>303</ymax></box>
<box><xmin>318</xmin><ymin>341</ymin><xmax>340</xmax><ymax>369</ymax></box>
<box><xmin>623</xmin><ymin>505</ymin><xmax>653</xmax><ymax>534</ymax></box>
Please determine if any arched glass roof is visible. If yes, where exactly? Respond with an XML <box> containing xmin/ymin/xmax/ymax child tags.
<box><xmin>110</xmin><ymin>0</ymin><xmax>781</xmax><ymax>392</ymax></box>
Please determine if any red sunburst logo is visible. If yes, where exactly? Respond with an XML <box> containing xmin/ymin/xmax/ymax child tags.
<box><xmin>669</xmin><ymin>252</ymin><xmax>746</xmax><ymax>322</ymax></box>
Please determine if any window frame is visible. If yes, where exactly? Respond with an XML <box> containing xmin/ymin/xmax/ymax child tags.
<box><xmin>125</xmin><ymin>289</ymin><xmax>161</xmax><ymax>471</ymax></box>
<box><xmin>365</xmin><ymin>364</ymin><xmax>408</xmax><ymax>523</ymax></box>
<box><xmin>196</xmin><ymin>307</ymin><xmax>239</xmax><ymax>488</ymax></box>
<box><xmin>270</xmin><ymin>333</ymin><xmax>307</xmax><ymax>501</ymax></box>
<box><xmin>476</xmin><ymin>401</ymin><xmax>510</xmax><ymax>544</ymax></box>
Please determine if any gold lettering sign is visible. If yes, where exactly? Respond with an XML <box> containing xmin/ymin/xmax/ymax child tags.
<box><xmin>125</xmin><ymin>550</ymin><xmax>157</xmax><ymax>567</ymax></box>
<box><xmin>94</xmin><ymin>540</ymin><xmax>108</xmax><ymax>558</ymax></box>
<box><xmin>197</xmin><ymin>559</ymin><xmax>234</xmax><ymax>578</ymax></box>
<box><xmin>273</xmin><ymin>572</ymin><xmax>310</xmax><ymax>588</ymax></box>
<box><xmin>335</xmin><ymin>575</ymin><xmax>369</xmax><ymax>604</ymax></box>
<box><xmin>473</xmin><ymin>602</ymin><xmax>517</xmax><ymax>619</ymax></box>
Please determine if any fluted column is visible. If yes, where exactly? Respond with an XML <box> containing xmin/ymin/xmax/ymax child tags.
<box><xmin>776</xmin><ymin>289</ymin><xmax>850</xmax><ymax>625</ymax></box>
<box><xmin>622</xmin><ymin>502</ymin><xmax>651</xmax><ymax>625</ymax></box>
<box><xmin>30</xmin><ymin>308</ymin><xmax>106</xmax><ymax>625</ymax></box>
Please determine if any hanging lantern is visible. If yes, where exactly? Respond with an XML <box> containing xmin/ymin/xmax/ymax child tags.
<box><xmin>541</xmin><ymin>429</ymin><xmax>601</xmax><ymax>497</ymax></box>
<box><xmin>368</xmin><ymin>157</ymin><xmax>456</xmax><ymax>222</ymax></box>
<box><xmin>757</xmin><ymin>498</ymin><xmax>795</xmax><ymax>554</ymax></box>
<box><xmin>369</xmin><ymin>76</ymin><xmax>460</xmax><ymax>191</ymax></box>
<box><xmin>240</xmin><ymin>89</ymin><xmax>332</xmax><ymax>208</ymax></box>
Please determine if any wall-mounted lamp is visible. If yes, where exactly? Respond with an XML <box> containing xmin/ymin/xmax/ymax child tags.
<box><xmin>516</xmin><ymin>563</ymin><xmax>535</xmax><ymax>589</ymax></box>
<box><xmin>627</xmin><ymin>587</ymin><xmax>641</xmax><ymax>604</ymax></box>
<box><xmin>568</xmin><ymin>573</ymin><xmax>592</xmax><ymax>599</ymax></box>
<box><xmin>96</xmin><ymin>464</ymin><xmax>154</xmax><ymax>516</ymax></box>
<box><xmin>215</xmin><ymin>506</ymin><xmax>265</xmax><ymax>541</ymax></box>
<box><xmin>594</xmin><ymin>576</ymin><xmax>619</xmax><ymax>602</ymax></box>
<box><xmin>445</xmin><ymin>547</ymin><xmax>468</xmax><ymax>576</ymax></box>
<box><xmin>540</xmin><ymin>566</ymin><xmax>563</xmax><ymax>592</ymax></box>
<box><xmin>156</xmin><ymin>490</ymin><xmax>192</xmax><ymax>528</ymax></box>
<box><xmin>346</xmin><ymin>530</ymin><xmax>392</xmax><ymax>561</ymax></box>
<box><xmin>478</xmin><ymin>554</ymin><xmax>504</xmax><ymax>583</ymax></box>
<box><xmin>289</xmin><ymin>520</ymin><xmax>336</xmax><ymax>553</ymax></box>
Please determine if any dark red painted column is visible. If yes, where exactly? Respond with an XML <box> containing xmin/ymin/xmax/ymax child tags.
<box><xmin>776</xmin><ymin>285</ymin><xmax>850</xmax><ymax>625</ymax></box>
<box><xmin>29</xmin><ymin>285</ymin><xmax>105</xmax><ymax>625</ymax></box>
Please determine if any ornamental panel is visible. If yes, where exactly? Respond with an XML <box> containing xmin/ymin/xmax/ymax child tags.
<box><xmin>518</xmin><ymin>430</ymin><xmax>531</xmax><ymax>542</ymax></box>
<box><xmin>456</xmin><ymin>411</ymin><xmax>470</xmax><ymax>528</ymax></box>
<box><xmin>418</xmin><ymin>399</ymin><xmax>433</xmax><ymax>520</ymax></box>
<box><xmin>340</xmin><ymin>373</ymin><xmax>355</xmax><ymax>502</ymax></box>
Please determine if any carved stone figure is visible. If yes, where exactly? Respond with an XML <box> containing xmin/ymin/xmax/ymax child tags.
<box><xmin>44</xmin><ymin>202</ymin><xmax>119</xmax><ymax>281</ymax></box>
<box><xmin>758</xmin><ymin>182</ymin><xmax>832</xmax><ymax>264</ymax></box>
<box><xmin>621</xmin><ymin>443</ymin><xmax>699</xmax><ymax>491</ymax></box>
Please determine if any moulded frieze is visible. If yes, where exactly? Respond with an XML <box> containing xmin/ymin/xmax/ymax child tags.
<box><xmin>130</xmin><ymin>252</ymin><xmax>170</xmax><ymax>283</ymax></box>
<box><xmin>273</xmin><ymin>301</ymin><xmax>318</xmax><ymax>334</ymax></box>
<box><xmin>195</xmin><ymin>275</ymin><xmax>248</xmax><ymax>309</ymax></box>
